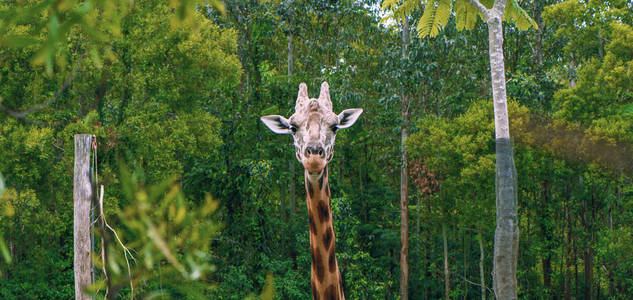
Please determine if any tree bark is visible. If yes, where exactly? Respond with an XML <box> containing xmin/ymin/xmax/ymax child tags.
<box><xmin>484</xmin><ymin>1</ymin><xmax>520</xmax><ymax>299</ymax></box>
<box><xmin>74</xmin><ymin>134</ymin><xmax>94</xmax><ymax>300</ymax></box>
<box><xmin>564</xmin><ymin>188</ymin><xmax>572</xmax><ymax>300</ymax></box>
<box><xmin>479</xmin><ymin>228</ymin><xmax>486</xmax><ymax>300</ymax></box>
<box><xmin>584</xmin><ymin>247</ymin><xmax>594</xmax><ymax>300</ymax></box>
<box><xmin>569</xmin><ymin>58</ymin><xmax>576</xmax><ymax>88</ymax></box>
<box><xmin>584</xmin><ymin>188</ymin><xmax>595</xmax><ymax>300</ymax></box>
<box><xmin>530</xmin><ymin>0</ymin><xmax>544</xmax><ymax>71</ymax></box>
<box><xmin>463</xmin><ymin>230</ymin><xmax>468</xmax><ymax>300</ymax></box>
<box><xmin>574</xmin><ymin>236</ymin><xmax>578</xmax><ymax>298</ymax></box>
<box><xmin>399</xmin><ymin>16</ymin><xmax>410</xmax><ymax>300</ymax></box>
<box><xmin>541</xmin><ymin>181</ymin><xmax>552</xmax><ymax>296</ymax></box>
<box><xmin>442</xmin><ymin>222</ymin><xmax>450</xmax><ymax>300</ymax></box>
<box><xmin>288</xmin><ymin>32</ymin><xmax>296</xmax><ymax>218</ymax></box>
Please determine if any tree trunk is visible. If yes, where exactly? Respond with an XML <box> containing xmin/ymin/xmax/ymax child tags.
<box><xmin>584</xmin><ymin>188</ymin><xmax>596</xmax><ymax>300</ymax></box>
<box><xmin>486</xmin><ymin>1</ymin><xmax>520</xmax><ymax>299</ymax></box>
<box><xmin>442</xmin><ymin>222</ymin><xmax>450</xmax><ymax>300</ymax></box>
<box><xmin>417</xmin><ymin>195</ymin><xmax>421</xmax><ymax>250</ymax></box>
<box><xmin>399</xmin><ymin>16</ymin><xmax>410</xmax><ymax>300</ymax></box>
<box><xmin>574</xmin><ymin>237</ymin><xmax>578</xmax><ymax>298</ymax></box>
<box><xmin>479</xmin><ymin>228</ymin><xmax>486</xmax><ymax>300</ymax></box>
<box><xmin>564</xmin><ymin>189</ymin><xmax>572</xmax><ymax>300</ymax></box>
<box><xmin>608</xmin><ymin>184</ymin><xmax>620</xmax><ymax>298</ymax></box>
<box><xmin>531</xmin><ymin>0</ymin><xmax>544</xmax><ymax>71</ymax></box>
<box><xmin>74</xmin><ymin>134</ymin><xmax>94</xmax><ymax>300</ymax></box>
<box><xmin>543</xmin><ymin>256</ymin><xmax>552</xmax><ymax>295</ymax></box>
<box><xmin>288</xmin><ymin>32</ymin><xmax>296</xmax><ymax>218</ymax></box>
<box><xmin>463</xmin><ymin>231</ymin><xmax>468</xmax><ymax>300</ymax></box>
<box><xmin>584</xmin><ymin>247</ymin><xmax>594</xmax><ymax>300</ymax></box>
<box><xmin>541</xmin><ymin>181</ymin><xmax>552</xmax><ymax>296</ymax></box>
<box><xmin>569</xmin><ymin>58</ymin><xmax>576</xmax><ymax>88</ymax></box>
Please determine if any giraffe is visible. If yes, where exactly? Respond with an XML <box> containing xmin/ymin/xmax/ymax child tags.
<box><xmin>261</xmin><ymin>82</ymin><xmax>362</xmax><ymax>300</ymax></box>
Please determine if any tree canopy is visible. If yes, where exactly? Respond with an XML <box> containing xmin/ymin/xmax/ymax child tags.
<box><xmin>0</xmin><ymin>0</ymin><xmax>632</xmax><ymax>299</ymax></box>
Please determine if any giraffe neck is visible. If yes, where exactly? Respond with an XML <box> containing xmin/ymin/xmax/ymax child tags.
<box><xmin>305</xmin><ymin>167</ymin><xmax>345</xmax><ymax>300</ymax></box>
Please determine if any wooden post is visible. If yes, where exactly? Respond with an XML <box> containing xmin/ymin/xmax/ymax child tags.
<box><xmin>74</xmin><ymin>134</ymin><xmax>93</xmax><ymax>300</ymax></box>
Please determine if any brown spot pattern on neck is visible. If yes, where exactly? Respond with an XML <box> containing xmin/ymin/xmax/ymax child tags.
<box><xmin>305</xmin><ymin>167</ymin><xmax>345</xmax><ymax>300</ymax></box>
<box><xmin>317</xmin><ymin>200</ymin><xmax>330</xmax><ymax>223</ymax></box>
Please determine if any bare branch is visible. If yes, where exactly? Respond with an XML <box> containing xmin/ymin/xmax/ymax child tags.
<box><xmin>460</xmin><ymin>274</ymin><xmax>494</xmax><ymax>295</ymax></box>
<box><xmin>596</xmin><ymin>34</ymin><xmax>610</xmax><ymax>43</ymax></box>
<box><xmin>0</xmin><ymin>52</ymin><xmax>85</xmax><ymax>121</ymax></box>
<box><xmin>98</xmin><ymin>184</ymin><xmax>136</xmax><ymax>299</ymax></box>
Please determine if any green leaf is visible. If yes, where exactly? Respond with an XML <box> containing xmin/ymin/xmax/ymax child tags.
<box><xmin>454</xmin><ymin>0</ymin><xmax>468</xmax><ymax>30</ymax></box>
<box><xmin>416</xmin><ymin>0</ymin><xmax>452</xmax><ymax>38</ymax></box>
<box><xmin>416</xmin><ymin>0</ymin><xmax>437</xmax><ymax>37</ymax></box>
<box><xmin>261</xmin><ymin>105</ymin><xmax>280</xmax><ymax>116</ymax></box>
<box><xmin>0</xmin><ymin>172</ymin><xmax>4</xmax><ymax>198</ymax></box>
<box><xmin>504</xmin><ymin>0</ymin><xmax>537</xmax><ymax>30</ymax></box>
<box><xmin>432</xmin><ymin>0</ymin><xmax>453</xmax><ymax>37</ymax></box>
<box><xmin>464</xmin><ymin>1</ymin><xmax>481</xmax><ymax>30</ymax></box>
<box><xmin>0</xmin><ymin>235</ymin><xmax>11</xmax><ymax>264</ymax></box>
<box><xmin>1</xmin><ymin>35</ymin><xmax>39</xmax><ymax>48</ymax></box>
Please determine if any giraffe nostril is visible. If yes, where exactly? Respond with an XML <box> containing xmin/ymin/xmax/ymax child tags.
<box><xmin>305</xmin><ymin>145</ymin><xmax>325</xmax><ymax>158</ymax></box>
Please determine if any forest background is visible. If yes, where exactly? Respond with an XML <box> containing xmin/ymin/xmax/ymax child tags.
<box><xmin>0</xmin><ymin>0</ymin><xmax>632</xmax><ymax>299</ymax></box>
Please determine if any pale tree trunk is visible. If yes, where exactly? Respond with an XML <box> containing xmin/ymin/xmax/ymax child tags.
<box><xmin>442</xmin><ymin>222</ymin><xmax>450</xmax><ymax>300</ymax></box>
<box><xmin>489</xmin><ymin>8</ymin><xmax>519</xmax><ymax>300</ymax></box>
<box><xmin>479</xmin><ymin>228</ymin><xmax>486</xmax><ymax>300</ymax></box>
<box><xmin>399</xmin><ymin>16</ymin><xmax>410</xmax><ymax>300</ymax></box>
<box><xmin>470</xmin><ymin>0</ymin><xmax>519</xmax><ymax>298</ymax></box>
<box><xmin>288</xmin><ymin>32</ymin><xmax>296</xmax><ymax>218</ymax></box>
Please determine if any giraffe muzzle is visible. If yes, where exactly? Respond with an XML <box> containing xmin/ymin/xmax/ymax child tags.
<box><xmin>303</xmin><ymin>146</ymin><xmax>327</xmax><ymax>174</ymax></box>
<box><xmin>305</xmin><ymin>145</ymin><xmax>325</xmax><ymax>158</ymax></box>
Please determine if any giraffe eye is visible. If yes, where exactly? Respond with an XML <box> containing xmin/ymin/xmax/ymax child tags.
<box><xmin>290</xmin><ymin>122</ymin><xmax>299</xmax><ymax>133</ymax></box>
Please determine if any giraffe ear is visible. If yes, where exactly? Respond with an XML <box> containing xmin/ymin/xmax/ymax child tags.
<box><xmin>336</xmin><ymin>108</ymin><xmax>363</xmax><ymax>129</ymax></box>
<box><xmin>261</xmin><ymin>115</ymin><xmax>293</xmax><ymax>134</ymax></box>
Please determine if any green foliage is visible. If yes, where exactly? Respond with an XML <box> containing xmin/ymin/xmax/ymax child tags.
<box><xmin>383</xmin><ymin>0</ymin><xmax>536</xmax><ymax>37</ymax></box>
<box><xmin>416</xmin><ymin>0</ymin><xmax>453</xmax><ymax>37</ymax></box>
<box><xmin>0</xmin><ymin>0</ymin><xmax>632</xmax><ymax>299</ymax></box>
<box><xmin>89</xmin><ymin>166</ymin><xmax>221</xmax><ymax>298</ymax></box>
<box><xmin>0</xmin><ymin>0</ymin><xmax>224</xmax><ymax>75</ymax></box>
<box><xmin>0</xmin><ymin>172</ymin><xmax>11</xmax><ymax>267</ymax></box>
<box><xmin>503</xmin><ymin>0</ymin><xmax>538</xmax><ymax>30</ymax></box>
<box><xmin>553</xmin><ymin>21</ymin><xmax>633</xmax><ymax>129</ymax></box>
<box><xmin>0</xmin><ymin>0</ymin><xmax>238</xmax><ymax>298</ymax></box>
<box><xmin>544</xmin><ymin>0</ymin><xmax>632</xmax><ymax>62</ymax></box>
<box><xmin>454</xmin><ymin>0</ymin><xmax>483</xmax><ymax>31</ymax></box>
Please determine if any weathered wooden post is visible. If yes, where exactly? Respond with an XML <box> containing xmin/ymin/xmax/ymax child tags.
<box><xmin>74</xmin><ymin>134</ymin><xmax>93</xmax><ymax>300</ymax></box>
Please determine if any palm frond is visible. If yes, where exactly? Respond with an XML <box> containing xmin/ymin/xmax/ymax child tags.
<box><xmin>381</xmin><ymin>0</ymin><xmax>399</xmax><ymax>11</ymax></box>
<box><xmin>382</xmin><ymin>0</ymin><xmax>423</xmax><ymax>23</ymax></box>
<box><xmin>504</xmin><ymin>0</ymin><xmax>538</xmax><ymax>30</ymax></box>
<box><xmin>464</xmin><ymin>1</ymin><xmax>481</xmax><ymax>30</ymax></box>
<box><xmin>455</xmin><ymin>0</ymin><xmax>468</xmax><ymax>30</ymax></box>
<box><xmin>416</xmin><ymin>0</ymin><xmax>438</xmax><ymax>37</ymax></box>
<box><xmin>430</xmin><ymin>0</ymin><xmax>453</xmax><ymax>37</ymax></box>
<box><xmin>416</xmin><ymin>0</ymin><xmax>454</xmax><ymax>38</ymax></box>
<box><xmin>401</xmin><ymin>0</ymin><xmax>421</xmax><ymax>18</ymax></box>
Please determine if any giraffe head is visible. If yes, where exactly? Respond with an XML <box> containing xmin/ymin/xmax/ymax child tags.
<box><xmin>261</xmin><ymin>82</ymin><xmax>362</xmax><ymax>180</ymax></box>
